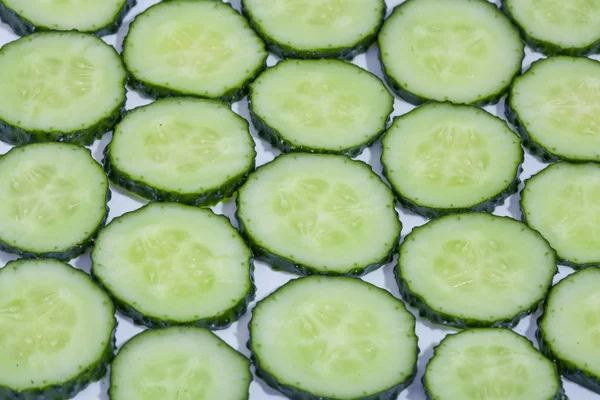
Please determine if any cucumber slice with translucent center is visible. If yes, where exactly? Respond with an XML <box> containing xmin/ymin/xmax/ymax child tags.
<box><xmin>250</xmin><ymin>276</ymin><xmax>418</xmax><ymax>399</ymax></box>
<box><xmin>398</xmin><ymin>213</ymin><xmax>556</xmax><ymax>328</ymax></box>
<box><xmin>111</xmin><ymin>327</ymin><xmax>251</xmax><ymax>400</ymax></box>
<box><xmin>250</xmin><ymin>59</ymin><xmax>392</xmax><ymax>155</ymax></box>
<box><xmin>237</xmin><ymin>154</ymin><xmax>401</xmax><ymax>275</ymax></box>
<box><xmin>379</xmin><ymin>0</ymin><xmax>523</xmax><ymax>105</ymax></box>
<box><xmin>425</xmin><ymin>329</ymin><xmax>563</xmax><ymax>400</ymax></box>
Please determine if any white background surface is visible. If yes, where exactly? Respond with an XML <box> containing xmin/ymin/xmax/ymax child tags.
<box><xmin>0</xmin><ymin>0</ymin><xmax>596</xmax><ymax>399</ymax></box>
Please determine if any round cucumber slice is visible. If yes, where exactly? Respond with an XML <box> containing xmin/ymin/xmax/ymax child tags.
<box><xmin>249</xmin><ymin>59</ymin><xmax>393</xmax><ymax>156</ymax></box>
<box><xmin>249</xmin><ymin>276</ymin><xmax>418</xmax><ymax>400</ymax></box>
<box><xmin>379</xmin><ymin>0</ymin><xmax>524</xmax><ymax>105</ymax></box>
<box><xmin>111</xmin><ymin>327</ymin><xmax>251</xmax><ymax>400</ymax></box>
<box><xmin>0</xmin><ymin>143</ymin><xmax>109</xmax><ymax>260</ymax></box>
<box><xmin>507</xmin><ymin>56</ymin><xmax>600</xmax><ymax>162</ymax></box>
<box><xmin>92</xmin><ymin>202</ymin><xmax>254</xmax><ymax>329</ymax></box>
<box><xmin>0</xmin><ymin>259</ymin><xmax>115</xmax><ymax>399</ymax></box>
<box><xmin>0</xmin><ymin>32</ymin><xmax>126</xmax><ymax>146</ymax></box>
<box><xmin>105</xmin><ymin>97</ymin><xmax>256</xmax><ymax>206</ymax></box>
<box><xmin>123</xmin><ymin>1</ymin><xmax>267</xmax><ymax>102</ymax></box>
<box><xmin>425</xmin><ymin>329</ymin><xmax>565</xmax><ymax>400</ymax></box>
<box><xmin>397</xmin><ymin>213</ymin><xmax>557</xmax><ymax>328</ymax></box>
<box><xmin>236</xmin><ymin>153</ymin><xmax>401</xmax><ymax>276</ymax></box>
<box><xmin>538</xmin><ymin>267</ymin><xmax>600</xmax><ymax>394</ymax></box>
<box><xmin>241</xmin><ymin>0</ymin><xmax>385</xmax><ymax>59</ymax></box>
<box><xmin>381</xmin><ymin>103</ymin><xmax>522</xmax><ymax>218</ymax></box>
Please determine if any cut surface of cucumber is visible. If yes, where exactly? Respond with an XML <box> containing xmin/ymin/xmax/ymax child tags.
<box><xmin>0</xmin><ymin>143</ymin><xmax>109</xmax><ymax>260</ymax></box>
<box><xmin>425</xmin><ymin>328</ymin><xmax>564</xmax><ymax>400</ymax></box>
<box><xmin>92</xmin><ymin>202</ymin><xmax>254</xmax><ymax>329</ymax></box>
<box><xmin>242</xmin><ymin>0</ymin><xmax>385</xmax><ymax>59</ymax></box>
<box><xmin>249</xmin><ymin>59</ymin><xmax>393</xmax><ymax>156</ymax></box>
<box><xmin>249</xmin><ymin>276</ymin><xmax>418</xmax><ymax>399</ymax></box>
<box><xmin>397</xmin><ymin>213</ymin><xmax>556</xmax><ymax>328</ymax></box>
<box><xmin>123</xmin><ymin>1</ymin><xmax>267</xmax><ymax>102</ymax></box>
<box><xmin>105</xmin><ymin>98</ymin><xmax>255</xmax><ymax>206</ymax></box>
<box><xmin>236</xmin><ymin>153</ymin><xmax>401</xmax><ymax>276</ymax></box>
<box><xmin>382</xmin><ymin>103</ymin><xmax>522</xmax><ymax>218</ymax></box>
<box><xmin>0</xmin><ymin>259</ymin><xmax>115</xmax><ymax>398</ymax></box>
<box><xmin>111</xmin><ymin>327</ymin><xmax>251</xmax><ymax>400</ymax></box>
<box><xmin>0</xmin><ymin>32</ymin><xmax>125</xmax><ymax>145</ymax></box>
<box><xmin>507</xmin><ymin>56</ymin><xmax>600</xmax><ymax>162</ymax></box>
<box><xmin>379</xmin><ymin>0</ymin><xmax>523</xmax><ymax>105</ymax></box>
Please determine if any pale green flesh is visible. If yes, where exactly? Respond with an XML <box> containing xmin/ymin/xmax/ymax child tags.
<box><xmin>238</xmin><ymin>154</ymin><xmax>400</xmax><ymax>273</ymax></box>
<box><xmin>251</xmin><ymin>277</ymin><xmax>417</xmax><ymax>398</ymax></box>
<box><xmin>401</xmin><ymin>214</ymin><xmax>555</xmax><ymax>320</ymax></box>
<box><xmin>382</xmin><ymin>103</ymin><xmax>521</xmax><ymax>208</ymax></box>
<box><xmin>111</xmin><ymin>98</ymin><xmax>254</xmax><ymax>193</ymax></box>
<box><xmin>0</xmin><ymin>259</ymin><xmax>113</xmax><ymax>389</ymax></box>
<box><xmin>542</xmin><ymin>268</ymin><xmax>600</xmax><ymax>379</ymax></box>
<box><xmin>252</xmin><ymin>60</ymin><xmax>392</xmax><ymax>151</ymax></box>
<box><xmin>511</xmin><ymin>57</ymin><xmax>600</xmax><ymax>161</ymax></box>
<box><xmin>125</xmin><ymin>1</ymin><xmax>266</xmax><ymax>97</ymax></box>
<box><xmin>0</xmin><ymin>33</ymin><xmax>124</xmax><ymax>132</ymax></box>
<box><xmin>380</xmin><ymin>0</ymin><xmax>522</xmax><ymax>103</ymax></box>
<box><xmin>426</xmin><ymin>329</ymin><xmax>560</xmax><ymax>400</ymax></box>
<box><xmin>93</xmin><ymin>203</ymin><xmax>251</xmax><ymax>322</ymax></box>
<box><xmin>111</xmin><ymin>327</ymin><xmax>250</xmax><ymax>400</ymax></box>
<box><xmin>0</xmin><ymin>144</ymin><xmax>107</xmax><ymax>253</ymax></box>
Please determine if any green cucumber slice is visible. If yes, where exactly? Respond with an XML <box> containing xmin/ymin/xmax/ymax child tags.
<box><xmin>0</xmin><ymin>143</ymin><xmax>109</xmax><ymax>260</ymax></box>
<box><xmin>249</xmin><ymin>276</ymin><xmax>418</xmax><ymax>400</ymax></box>
<box><xmin>92</xmin><ymin>202</ymin><xmax>254</xmax><ymax>329</ymax></box>
<box><xmin>249</xmin><ymin>59</ymin><xmax>393</xmax><ymax>156</ymax></box>
<box><xmin>123</xmin><ymin>1</ymin><xmax>267</xmax><ymax>103</ymax></box>
<box><xmin>521</xmin><ymin>162</ymin><xmax>600</xmax><ymax>268</ymax></box>
<box><xmin>396</xmin><ymin>213</ymin><xmax>557</xmax><ymax>328</ymax></box>
<box><xmin>0</xmin><ymin>259</ymin><xmax>115</xmax><ymax>399</ymax></box>
<box><xmin>0</xmin><ymin>0</ymin><xmax>136</xmax><ymax>37</ymax></box>
<box><xmin>424</xmin><ymin>328</ymin><xmax>565</xmax><ymax>400</ymax></box>
<box><xmin>379</xmin><ymin>0</ymin><xmax>524</xmax><ymax>105</ymax></box>
<box><xmin>236</xmin><ymin>153</ymin><xmax>401</xmax><ymax>276</ymax></box>
<box><xmin>105</xmin><ymin>97</ymin><xmax>256</xmax><ymax>206</ymax></box>
<box><xmin>538</xmin><ymin>267</ymin><xmax>600</xmax><ymax>394</ymax></box>
<box><xmin>110</xmin><ymin>327</ymin><xmax>251</xmax><ymax>400</ymax></box>
<box><xmin>241</xmin><ymin>0</ymin><xmax>385</xmax><ymax>59</ymax></box>
<box><xmin>501</xmin><ymin>0</ymin><xmax>600</xmax><ymax>56</ymax></box>
<box><xmin>381</xmin><ymin>102</ymin><xmax>522</xmax><ymax>219</ymax></box>
<box><xmin>0</xmin><ymin>32</ymin><xmax>126</xmax><ymax>146</ymax></box>
<box><xmin>506</xmin><ymin>56</ymin><xmax>600</xmax><ymax>162</ymax></box>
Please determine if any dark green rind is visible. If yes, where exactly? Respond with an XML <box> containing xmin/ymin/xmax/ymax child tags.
<box><xmin>0</xmin><ymin>0</ymin><xmax>136</xmax><ymax>37</ymax></box>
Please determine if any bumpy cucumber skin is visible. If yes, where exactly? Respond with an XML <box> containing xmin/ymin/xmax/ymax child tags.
<box><xmin>0</xmin><ymin>0</ymin><xmax>136</xmax><ymax>37</ymax></box>
<box><xmin>241</xmin><ymin>0</ymin><xmax>385</xmax><ymax>60</ymax></box>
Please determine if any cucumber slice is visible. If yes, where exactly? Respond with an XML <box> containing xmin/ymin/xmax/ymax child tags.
<box><xmin>105</xmin><ymin>98</ymin><xmax>256</xmax><ymax>206</ymax></box>
<box><xmin>236</xmin><ymin>153</ymin><xmax>401</xmax><ymax>276</ymax></box>
<box><xmin>0</xmin><ymin>0</ymin><xmax>136</xmax><ymax>37</ymax></box>
<box><xmin>0</xmin><ymin>259</ymin><xmax>115</xmax><ymax>399</ymax></box>
<box><xmin>0</xmin><ymin>32</ymin><xmax>126</xmax><ymax>146</ymax></box>
<box><xmin>0</xmin><ymin>143</ymin><xmax>109</xmax><ymax>261</ymax></box>
<box><xmin>424</xmin><ymin>328</ymin><xmax>565</xmax><ymax>400</ymax></box>
<box><xmin>92</xmin><ymin>202</ymin><xmax>254</xmax><ymax>329</ymax></box>
<box><xmin>501</xmin><ymin>0</ymin><xmax>600</xmax><ymax>56</ymax></box>
<box><xmin>396</xmin><ymin>213</ymin><xmax>557</xmax><ymax>328</ymax></box>
<box><xmin>249</xmin><ymin>276</ymin><xmax>418</xmax><ymax>400</ymax></box>
<box><xmin>249</xmin><ymin>59</ymin><xmax>393</xmax><ymax>157</ymax></box>
<box><xmin>381</xmin><ymin>103</ymin><xmax>522</xmax><ymax>219</ymax></box>
<box><xmin>506</xmin><ymin>56</ymin><xmax>600</xmax><ymax>162</ymax></box>
<box><xmin>110</xmin><ymin>327</ymin><xmax>251</xmax><ymax>400</ymax></box>
<box><xmin>241</xmin><ymin>0</ymin><xmax>385</xmax><ymax>59</ymax></box>
<box><xmin>379</xmin><ymin>0</ymin><xmax>524</xmax><ymax>105</ymax></box>
<box><xmin>521</xmin><ymin>162</ymin><xmax>600</xmax><ymax>268</ymax></box>
<box><xmin>538</xmin><ymin>267</ymin><xmax>600</xmax><ymax>394</ymax></box>
<box><xmin>123</xmin><ymin>1</ymin><xmax>267</xmax><ymax>103</ymax></box>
